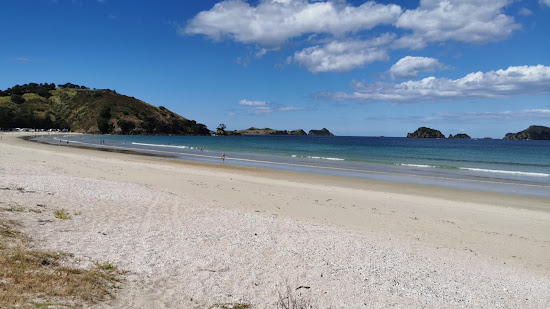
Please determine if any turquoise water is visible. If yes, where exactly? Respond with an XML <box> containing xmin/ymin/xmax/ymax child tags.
<box><xmin>42</xmin><ymin>134</ymin><xmax>550</xmax><ymax>197</ymax></box>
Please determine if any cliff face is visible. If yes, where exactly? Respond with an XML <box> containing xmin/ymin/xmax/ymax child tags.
<box><xmin>308</xmin><ymin>128</ymin><xmax>334</xmax><ymax>136</ymax></box>
<box><xmin>504</xmin><ymin>125</ymin><xmax>550</xmax><ymax>140</ymax></box>
<box><xmin>407</xmin><ymin>127</ymin><xmax>445</xmax><ymax>138</ymax></box>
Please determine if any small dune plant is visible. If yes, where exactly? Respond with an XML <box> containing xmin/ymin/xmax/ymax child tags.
<box><xmin>276</xmin><ymin>285</ymin><xmax>313</xmax><ymax>309</ymax></box>
<box><xmin>53</xmin><ymin>208</ymin><xmax>71</xmax><ymax>220</ymax></box>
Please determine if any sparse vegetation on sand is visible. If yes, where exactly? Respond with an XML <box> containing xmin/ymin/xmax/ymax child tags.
<box><xmin>53</xmin><ymin>208</ymin><xmax>71</xmax><ymax>220</ymax></box>
<box><xmin>0</xmin><ymin>218</ymin><xmax>123</xmax><ymax>308</ymax></box>
<box><xmin>276</xmin><ymin>285</ymin><xmax>313</xmax><ymax>309</ymax></box>
<box><xmin>210</xmin><ymin>303</ymin><xmax>252</xmax><ymax>309</ymax></box>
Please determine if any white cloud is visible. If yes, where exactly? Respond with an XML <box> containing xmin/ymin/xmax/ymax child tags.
<box><xmin>184</xmin><ymin>0</ymin><xmax>402</xmax><ymax>48</ymax></box>
<box><xmin>394</xmin><ymin>0</ymin><xmax>520</xmax><ymax>49</ymax></box>
<box><xmin>388</xmin><ymin>56</ymin><xmax>446</xmax><ymax>79</ymax></box>
<box><xmin>519</xmin><ymin>8</ymin><xmax>533</xmax><ymax>16</ymax></box>
<box><xmin>279</xmin><ymin>106</ymin><xmax>306</xmax><ymax>112</ymax></box>
<box><xmin>239</xmin><ymin>99</ymin><xmax>306</xmax><ymax>114</ymax></box>
<box><xmin>324</xmin><ymin>65</ymin><xmax>550</xmax><ymax>103</ymax></box>
<box><xmin>249</xmin><ymin>106</ymin><xmax>275</xmax><ymax>115</ymax></box>
<box><xmin>239</xmin><ymin>99</ymin><xmax>268</xmax><ymax>106</ymax></box>
<box><xmin>293</xmin><ymin>33</ymin><xmax>394</xmax><ymax>73</ymax></box>
<box><xmin>429</xmin><ymin>109</ymin><xmax>550</xmax><ymax>121</ymax></box>
<box><xmin>185</xmin><ymin>0</ymin><xmax>523</xmax><ymax>73</ymax></box>
<box><xmin>248</xmin><ymin>105</ymin><xmax>306</xmax><ymax>114</ymax></box>
<box><xmin>255</xmin><ymin>48</ymin><xmax>267</xmax><ymax>58</ymax></box>
<box><xmin>541</xmin><ymin>0</ymin><xmax>550</xmax><ymax>8</ymax></box>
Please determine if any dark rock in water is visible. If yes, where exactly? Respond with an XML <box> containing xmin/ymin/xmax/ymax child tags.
<box><xmin>504</xmin><ymin>125</ymin><xmax>550</xmax><ymax>140</ymax></box>
<box><xmin>308</xmin><ymin>128</ymin><xmax>334</xmax><ymax>136</ymax></box>
<box><xmin>449</xmin><ymin>133</ymin><xmax>471</xmax><ymax>139</ymax></box>
<box><xmin>407</xmin><ymin>127</ymin><xmax>445</xmax><ymax>138</ymax></box>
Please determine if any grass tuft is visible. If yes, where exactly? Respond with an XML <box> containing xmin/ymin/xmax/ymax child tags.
<box><xmin>276</xmin><ymin>285</ymin><xmax>313</xmax><ymax>309</ymax></box>
<box><xmin>0</xmin><ymin>219</ymin><xmax>123</xmax><ymax>307</ymax></box>
<box><xmin>53</xmin><ymin>208</ymin><xmax>71</xmax><ymax>220</ymax></box>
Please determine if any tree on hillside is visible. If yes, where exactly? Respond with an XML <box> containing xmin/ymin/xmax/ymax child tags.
<box><xmin>117</xmin><ymin>119</ymin><xmax>135</xmax><ymax>135</ymax></box>
<box><xmin>10</xmin><ymin>94</ymin><xmax>25</xmax><ymax>104</ymax></box>
<box><xmin>99</xmin><ymin>106</ymin><xmax>112</xmax><ymax>119</ymax></box>
<box><xmin>97</xmin><ymin>118</ymin><xmax>112</xmax><ymax>134</ymax></box>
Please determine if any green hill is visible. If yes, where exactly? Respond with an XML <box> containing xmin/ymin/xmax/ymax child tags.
<box><xmin>0</xmin><ymin>83</ymin><xmax>210</xmax><ymax>135</ymax></box>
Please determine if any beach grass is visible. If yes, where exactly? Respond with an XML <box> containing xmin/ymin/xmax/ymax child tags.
<box><xmin>53</xmin><ymin>208</ymin><xmax>71</xmax><ymax>220</ymax></box>
<box><xmin>0</xmin><ymin>218</ymin><xmax>123</xmax><ymax>307</ymax></box>
<box><xmin>276</xmin><ymin>285</ymin><xmax>313</xmax><ymax>309</ymax></box>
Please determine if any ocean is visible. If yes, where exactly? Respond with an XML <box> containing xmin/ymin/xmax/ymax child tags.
<box><xmin>36</xmin><ymin>134</ymin><xmax>550</xmax><ymax>198</ymax></box>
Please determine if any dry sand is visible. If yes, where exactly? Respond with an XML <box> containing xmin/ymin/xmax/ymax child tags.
<box><xmin>1</xmin><ymin>132</ymin><xmax>549</xmax><ymax>308</ymax></box>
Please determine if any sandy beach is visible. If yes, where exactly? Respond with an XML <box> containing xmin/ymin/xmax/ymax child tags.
<box><xmin>1</xmin><ymin>132</ymin><xmax>549</xmax><ymax>308</ymax></box>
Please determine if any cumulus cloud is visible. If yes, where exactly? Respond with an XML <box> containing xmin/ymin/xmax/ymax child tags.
<box><xmin>184</xmin><ymin>0</ymin><xmax>402</xmax><ymax>48</ymax></box>
<box><xmin>293</xmin><ymin>33</ymin><xmax>394</xmax><ymax>73</ymax></box>
<box><xmin>388</xmin><ymin>56</ymin><xmax>446</xmax><ymax>79</ymax></box>
<box><xmin>541</xmin><ymin>0</ymin><xmax>550</xmax><ymax>8</ymax></box>
<box><xmin>185</xmin><ymin>0</ymin><xmax>522</xmax><ymax>72</ymax></box>
<box><xmin>323</xmin><ymin>65</ymin><xmax>550</xmax><ymax>103</ymax></box>
<box><xmin>394</xmin><ymin>0</ymin><xmax>520</xmax><ymax>49</ymax></box>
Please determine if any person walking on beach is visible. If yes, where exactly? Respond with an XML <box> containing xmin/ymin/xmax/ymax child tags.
<box><xmin>222</xmin><ymin>153</ymin><xmax>225</xmax><ymax>164</ymax></box>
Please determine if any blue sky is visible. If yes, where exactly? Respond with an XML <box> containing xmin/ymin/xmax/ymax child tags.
<box><xmin>1</xmin><ymin>0</ymin><xmax>549</xmax><ymax>137</ymax></box>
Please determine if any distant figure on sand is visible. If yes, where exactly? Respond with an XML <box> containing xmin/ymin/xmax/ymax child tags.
<box><xmin>200</xmin><ymin>147</ymin><xmax>203</xmax><ymax>152</ymax></box>
<box><xmin>222</xmin><ymin>153</ymin><xmax>225</xmax><ymax>164</ymax></box>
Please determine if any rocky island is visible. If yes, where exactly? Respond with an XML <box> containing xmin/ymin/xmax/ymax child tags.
<box><xmin>407</xmin><ymin>127</ymin><xmax>445</xmax><ymax>138</ymax></box>
<box><xmin>504</xmin><ymin>125</ymin><xmax>550</xmax><ymax>140</ymax></box>
<box><xmin>237</xmin><ymin>127</ymin><xmax>334</xmax><ymax>136</ymax></box>
<box><xmin>448</xmin><ymin>133</ymin><xmax>471</xmax><ymax>139</ymax></box>
<box><xmin>236</xmin><ymin>127</ymin><xmax>307</xmax><ymax>136</ymax></box>
<box><xmin>308</xmin><ymin>128</ymin><xmax>334</xmax><ymax>136</ymax></box>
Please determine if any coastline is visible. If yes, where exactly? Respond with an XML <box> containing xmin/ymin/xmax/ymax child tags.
<box><xmin>32</xmin><ymin>134</ymin><xmax>550</xmax><ymax>198</ymax></box>
<box><xmin>1</xmin><ymin>132</ymin><xmax>549</xmax><ymax>307</ymax></box>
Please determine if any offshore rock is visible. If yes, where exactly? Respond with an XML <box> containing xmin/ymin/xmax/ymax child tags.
<box><xmin>504</xmin><ymin>125</ymin><xmax>550</xmax><ymax>140</ymax></box>
<box><xmin>407</xmin><ymin>127</ymin><xmax>445</xmax><ymax>138</ymax></box>
<box><xmin>448</xmin><ymin>133</ymin><xmax>471</xmax><ymax>139</ymax></box>
<box><xmin>308</xmin><ymin>128</ymin><xmax>334</xmax><ymax>136</ymax></box>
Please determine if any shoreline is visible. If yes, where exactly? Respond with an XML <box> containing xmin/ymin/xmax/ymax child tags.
<box><xmin>2</xmin><ymin>132</ymin><xmax>549</xmax><ymax>307</ymax></box>
<box><xmin>31</xmin><ymin>133</ymin><xmax>550</xmax><ymax>198</ymax></box>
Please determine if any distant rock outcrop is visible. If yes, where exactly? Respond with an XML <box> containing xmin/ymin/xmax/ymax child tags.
<box><xmin>407</xmin><ymin>127</ymin><xmax>445</xmax><ymax>138</ymax></box>
<box><xmin>448</xmin><ymin>133</ymin><xmax>471</xmax><ymax>139</ymax></box>
<box><xmin>236</xmin><ymin>127</ymin><xmax>306</xmax><ymax>136</ymax></box>
<box><xmin>308</xmin><ymin>128</ymin><xmax>334</xmax><ymax>136</ymax></box>
<box><xmin>289</xmin><ymin>129</ymin><xmax>307</xmax><ymax>136</ymax></box>
<box><xmin>504</xmin><ymin>125</ymin><xmax>550</xmax><ymax>140</ymax></box>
